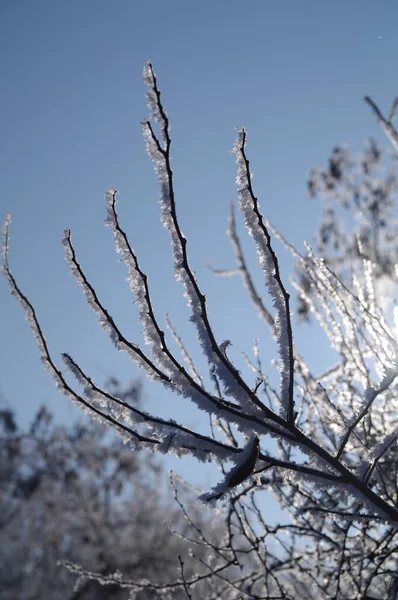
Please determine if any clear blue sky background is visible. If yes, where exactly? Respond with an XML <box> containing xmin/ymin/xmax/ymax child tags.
<box><xmin>1</xmin><ymin>0</ymin><xmax>398</xmax><ymax>493</ymax></box>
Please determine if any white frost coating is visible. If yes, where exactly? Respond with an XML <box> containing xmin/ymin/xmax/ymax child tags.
<box><xmin>2</xmin><ymin>219</ymin><xmax>140</xmax><ymax>445</ymax></box>
<box><xmin>233</xmin><ymin>130</ymin><xmax>291</xmax><ymax>418</ymax></box>
<box><xmin>165</xmin><ymin>314</ymin><xmax>204</xmax><ymax>386</ymax></box>
<box><xmin>105</xmin><ymin>190</ymin><xmax>235</xmax><ymax>422</ymax></box>
<box><xmin>62</xmin><ymin>227</ymin><xmax>172</xmax><ymax>388</ymax></box>
<box><xmin>143</xmin><ymin>62</ymin><xmax>167</xmax><ymax>136</ymax></box>
<box><xmin>62</xmin><ymin>561</ymin><xmax>146</xmax><ymax>593</ymax></box>
<box><xmin>142</xmin><ymin>66</ymin><xmax>261</xmax><ymax>416</ymax></box>
<box><xmin>290</xmin><ymin>275</ymin><xmax>343</xmax><ymax>352</ymax></box>
<box><xmin>104</xmin><ymin>191</ymin><xmax>178</xmax><ymax>375</ymax></box>
<box><xmin>64</xmin><ymin>225</ymin><xmax>250</xmax><ymax>435</ymax></box>
<box><xmin>353</xmin><ymin>366</ymin><xmax>398</xmax><ymax>426</ymax></box>
<box><xmin>199</xmin><ymin>436</ymin><xmax>260</xmax><ymax>503</ymax></box>
<box><xmin>306</xmin><ymin>247</ymin><xmax>383</xmax><ymax>379</ymax></box>
<box><xmin>363</xmin><ymin>258</ymin><xmax>377</xmax><ymax>314</ymax></box>
<box><xmin>282</xmin><ymin>463</ymin><xmax>392</xmax><ymax>523</ymax></box>
<box><xmin>102</xmin><ymin>194</ymin><xmax>275</xmax><ymax>428</ymax></box>
<box><xmin>337</xmin><ymin>364</ymin><xmax>398</xmax><ymax>463</ymax></box>
<box><xmin>367</xmin><ymin>432</ymin><xmax>398</xmax><ymax>474</ymax></box>
<box><xmin>275</xmin><ymin>219</ymin><xmax>397</xmax><ymax>385</ymax></box>
<box><xmin>62</xmin><ymin>352</ymin><xmax>236</xmax><ymax>464</ymax></box>
<box><xmin>2</xmin><ymin>216</ymin><xmax>65</xmax><ymax>394</ymax></box>
<box><xmin>1</xmin><ymin>214</ymin><xmax>11</xmax><ymax>268</ymax></box>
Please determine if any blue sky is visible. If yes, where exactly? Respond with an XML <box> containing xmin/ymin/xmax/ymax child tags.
<box><xmin>1</xmin><ymin>0</ymin><xmax>398</xmax><ymax>490</ymax></box>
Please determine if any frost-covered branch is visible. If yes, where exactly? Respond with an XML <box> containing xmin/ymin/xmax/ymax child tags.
<box><xmin>207</xmin><ymin>202</ymin><xmax>274</xmax><ymax>328</ymax></box>
<box><xmin>4</xmin><ymin>63</ymin><xmax>398</xmax><ymax>599</ymax></box>
<box><xmin>234</xmin><ymin>129</ymin><xmax>295</xmax><ymax>423</ymax></box>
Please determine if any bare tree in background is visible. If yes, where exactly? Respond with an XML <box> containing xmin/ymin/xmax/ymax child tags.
<box><xmin>0</xmin><ymin>382</ymin><xmax>217</xmax><ymax>600</ymax></box>
<box><xmin>3</xmin><ymin>64</ymin><xmax>398</xmax><ymax>598</ymax></box>
<box><xmin>295</xmin><ymin>134</ymin><xmax>398</xmax><ymax>321</ymax></box>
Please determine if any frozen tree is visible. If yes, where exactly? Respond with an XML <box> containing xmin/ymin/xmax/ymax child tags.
<box><xmin>0</xmin><ymin>383</ymin><xmax>216</xmax><ymax>600</ymax></box>
<box><xmin>296</xmin><ymin>134</ymin><xmax>398</xmax><ymax>321</ymax></box>
<box><xmin>3</xmin><ymin>64</ymin><xmax>398</xmax><ymax>597</ymax></box>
